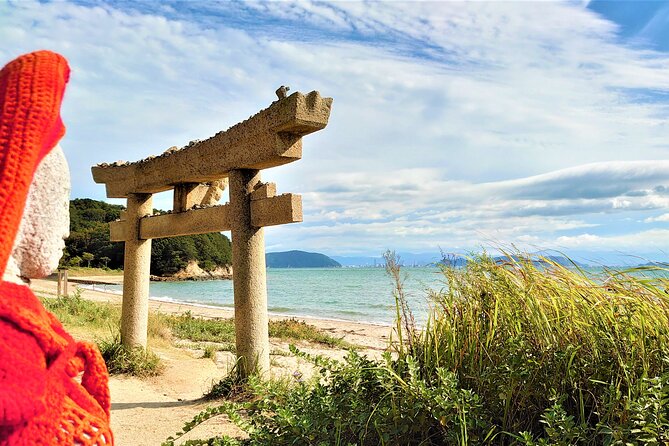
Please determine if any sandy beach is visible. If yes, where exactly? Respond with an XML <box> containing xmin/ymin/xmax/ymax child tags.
<box><xmin>30</xmin><ymin>276</ymin><xmax>393</xmax><ymax>445</ymax></box>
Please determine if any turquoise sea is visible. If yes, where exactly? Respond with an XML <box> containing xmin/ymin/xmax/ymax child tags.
<box><xmin>85</xmin><ymin>267</ymin><xmax>445</xmax><ymax>326</ymax></box>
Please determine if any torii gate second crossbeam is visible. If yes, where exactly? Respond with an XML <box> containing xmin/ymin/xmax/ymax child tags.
<box><xmin>91</xmin><ymin>91</ymin><xmax>332</xmax><ymax>378</ymax></box>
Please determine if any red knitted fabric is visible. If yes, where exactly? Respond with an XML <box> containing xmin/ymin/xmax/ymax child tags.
<box><xmin>0</xmin><ymin>51</ymin><xmax>114</xmax><ymax>445</ymax></box>
<box><xmin>0</xmin><ymin>283</ymin><xmax>113</xmax><ymax>445</ymax></box>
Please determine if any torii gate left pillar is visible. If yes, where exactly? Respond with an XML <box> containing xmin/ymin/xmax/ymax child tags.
<box><xmin>92</xmin><ymin>91</ymin><xmax>332</xmax><ymax>378</ymax></box>
<box><xmin>121</xmin><ymin>193</ymin><xmax>153</xmax><ymax>347</ymax></box>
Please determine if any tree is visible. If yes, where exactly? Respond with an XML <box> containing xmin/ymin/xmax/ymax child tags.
<box><xmin>63</xmin><ymin>199</ymin><xmax>232</xmax><ymax>275</ymax></box>
<box><xmin>82</xmin><ymin>252</ymin><xmax>94</xmax><ymax>268</ymax></box>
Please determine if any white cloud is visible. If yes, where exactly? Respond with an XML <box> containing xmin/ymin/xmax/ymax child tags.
<box><xmin>276</xmin><ymin>160</ymin><xmax>669</xmax><ymax>255</ymax></box>
<box><xmin>2</xmin><ymin>1</ymin><xmax>669</xmax><ymax>258</ymax></box>
<box><xmin>644</xmin><ymin>213</ymin><xmax>669</xmax><ymax>223</ymax></box>
<box><xmin>481</xmin><ymin>161</ymin><xmax>669</xmax><ymax>200</ymax></box>
<box><xmin>554</xmin><ymin>229</ymin><xmax>669</xmax><ymax>250</ymax></box>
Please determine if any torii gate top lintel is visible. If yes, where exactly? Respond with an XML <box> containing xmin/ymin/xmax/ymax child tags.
<box><xmin>91</xmin><ymin>90</ymin><xmax>332</xmax><ymax>199</ymax></box>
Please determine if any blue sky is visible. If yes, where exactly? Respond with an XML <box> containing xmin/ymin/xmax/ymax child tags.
<box><xmin>2</xmin><ymin>0</ymin><xmax>669</xmax><ymax>263</ymax></box>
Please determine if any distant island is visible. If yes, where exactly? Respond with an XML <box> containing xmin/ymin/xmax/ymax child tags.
<box><xmin>266</xmin><ymin>251</ymin><xmax>342</xmax><ymax>268</ymax></box>
<box><xmin>440</xmin><ymin>254</ymin><xmax>586</xmax><ymax>268</ymax></box>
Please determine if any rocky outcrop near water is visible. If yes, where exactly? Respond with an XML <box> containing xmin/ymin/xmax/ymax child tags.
<box><xmin>151</xmin><ymin>260</ymin><xmax>232</xmax><ymax>281</ymax></box>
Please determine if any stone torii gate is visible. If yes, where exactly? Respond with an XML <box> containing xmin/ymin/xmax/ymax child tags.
<box><xmin>92</xmin><ymin>91</ymin><xmax>332</xmax><ymax>377</ymax></box>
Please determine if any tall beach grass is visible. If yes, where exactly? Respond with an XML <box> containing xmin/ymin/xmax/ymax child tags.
<box><xmin>413</xmin><ymin>253</ymin><xmax>669</xmax><ymax>443</ymax></box>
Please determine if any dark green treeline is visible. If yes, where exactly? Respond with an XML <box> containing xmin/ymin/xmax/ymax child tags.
<box><xmin>62</xmin><ymin>198</ymin><xmax>231</xmax><ymax>276</ymax></box>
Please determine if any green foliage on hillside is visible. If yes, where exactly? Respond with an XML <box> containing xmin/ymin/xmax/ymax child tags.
<box><xmin>63</xmin><ymin>199</ymin><xmax>125</xmax><ymax>269</ymax></box>
<box><xmin>62</xmin><ymin>198</ymin><xmax>232</xmax><ymax>276</ymax></box>
<box><xmin>151</xmin><ymin>233</ymin><xmax>231</xmax><ymax>276</ymax></box>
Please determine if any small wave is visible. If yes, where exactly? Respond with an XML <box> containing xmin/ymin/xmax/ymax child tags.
<box><xmin>334</xmin><ymin>310</ymin><xmax>367</xmax><ymax>316</ymax></box>
<box><xmin>268</xmin><ymin>306</ymin><xmax>296</xmax><ymax>313</ymax></box>
<box><xmin>365</xmin><ymin>303</ymin><xmax>396</xmax><ymax>310</ymax></box>
<box><xmin>80</xmin><ymin>283</ymin><xmax>396</xmax><ymax>325</ymax></box>
<box><xmin>80</xmin><ymin>284</ymin><xmax>123</xmax><ymax>295</ymax></box>
<box><xmin>149</xmin><ymin>296</ymin><xmax>234</xmax><ymax>311</ymax></box>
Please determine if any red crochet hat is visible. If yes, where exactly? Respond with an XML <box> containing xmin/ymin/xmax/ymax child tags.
<box><xmin>0</xmin><ymin>51</ymin><xmax>113</xmax><ymax>445</ymax></box>
<box><xmin>0</xmin><ymin>50</ymin><xmax>70</xmax><ymax>276</ymax></box>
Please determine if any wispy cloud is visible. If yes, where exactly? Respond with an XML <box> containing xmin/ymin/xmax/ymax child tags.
<box><xmin>283</xmin><ymin>160</ymin><xmax>669</xmax><ymax>254</ymax></box>
<box><xmin>644</xmin><ymin>213</ymin><xmax>669</xmax><ymax>223</ymax></box>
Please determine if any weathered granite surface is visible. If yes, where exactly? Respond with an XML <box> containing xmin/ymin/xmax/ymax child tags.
<box><xmin>92</xmin><ymin>91</ymin><xmax>332</xmax><ymax>198</ymax></box>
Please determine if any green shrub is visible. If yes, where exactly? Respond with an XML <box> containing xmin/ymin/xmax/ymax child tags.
<box><xmin>170</xmin><ymin>252</ymin><xmax>669</xmax><ymax>445</ymax></box>
<box><xmin>166</xmin><ymin>311</ymin><xmax>349</xmax><ymax>350</ymax></box>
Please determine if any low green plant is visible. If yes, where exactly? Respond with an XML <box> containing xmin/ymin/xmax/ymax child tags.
<box><xmin>269</xmin><ymin>318</ymin><xmax>352</xmax><ymax>348</ymax></box>
<box><xmin>202</xmin><ymin>344</ymin><xmax>218</xmax><ymax>359</ymax></box>
<box><xmin>167</xmin><ymin>311</ymin><xmax>350</xmax><ymax>349</ymax></box>
<box><xmin>204</xmin><ymin>363</ymin><xmax>249</xmax><ymax>401</ymax></box>
<box><xmin>148</xmin><ymin>312</ymin><xmax>174</xmax><ymax>341</ymax></box>
<box><xmin>40</xmin><ymin>289</ymin><xmax>119</xmax><ymax>329</ymax></box>
<box><xmin>42</xmin><ymin>292</ymin><xmax>345</xmax><ymax>355</ymax></box>
<box><xmin>98</xmin><ymin>334</ymin><xmax>164</xmax><ymax>377</ymax></box>
<box><xmin>166</xmin><ymin>311</ymin><xmax>236</xmax><ymax>344</ymax></box>
<box><xmin>240</xmin><ymin>346</ymin><xmax>488</xmax><ymax>445</ymax></box>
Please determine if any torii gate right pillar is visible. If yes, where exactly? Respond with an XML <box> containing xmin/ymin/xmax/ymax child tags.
<box><xmin>229</xmin><ymin>169</ymin><xmax>270</xmax><ymax>377</ymax></box>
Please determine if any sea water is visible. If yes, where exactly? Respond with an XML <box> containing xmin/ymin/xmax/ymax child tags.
<box><xmin>86</xmin><ymin>267</ymin><xmax>446</xmax><ymax>326</ymax></box>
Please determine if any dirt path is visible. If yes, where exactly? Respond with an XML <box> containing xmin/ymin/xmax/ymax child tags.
<box><xmin>109</xmin><ymin>346</ymin><xmax>245</xmax><ymax>445</ymax></box>
<box><xmin>109</xmin><ymin>338</ymin><xmax>386</xmax><ymax>445</ymax></box>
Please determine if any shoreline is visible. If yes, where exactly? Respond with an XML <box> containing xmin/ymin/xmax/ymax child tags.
<box><xmin>30</xmin><ymin>277</ymin><xmax>393</xmax><ymax>350</ymax></box>
<box><xmin>81</xmin><ymin>283</ymin><xmax>394</xmax><ymax>329</ymax></box>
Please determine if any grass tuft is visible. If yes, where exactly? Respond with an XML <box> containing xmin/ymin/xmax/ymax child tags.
<box><xmin>269</xmin><ymin>318</ymin><xmax>353</xmax><ymax>348</ymax></box>
<box><xmin>98</xmin><ymin>335</ymin><xmax>164</xmax><ymax>377</ymax></box>
<box><xmin>40</xmin><ymin>289</ymin><xmax>119</xmax><ymax>328</ymax></box>
<box><xmin>166</xmin><ymin>311</ymin><xmax>236</xmax><ymax>347</ymax></box>
<box><xmin>202</xmin><ymin>344</ymin><xmax>218</xmax><ymax>359</ymax></box>
<box><xmin>203</xmin><ymin>362</ymin><xmax>255</xmax><ymax>401</ymax></box>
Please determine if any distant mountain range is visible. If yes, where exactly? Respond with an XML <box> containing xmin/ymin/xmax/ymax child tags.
<box><xmin>280</xmin><ymin>250</ymin><xmax>668</xmax><ymax>269</ymax></box>
<box><xmin>332</xmin><ymin>252</ymin><xmax>443</xmax><ymax>267</ymax></box>
<box><xmin>266</xmin><ymin>250</ymin><xmax>342</xmax><ymax>268</ymax></box>
<box><xmin>331</xmin><ymin>252</ymin><xmax>588</xmax><ymax>268</ymax></box>
<box><xmin>440</xmin><ymin>254</ymin><xmax>586</xmax><ymax>268</ymax></box>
